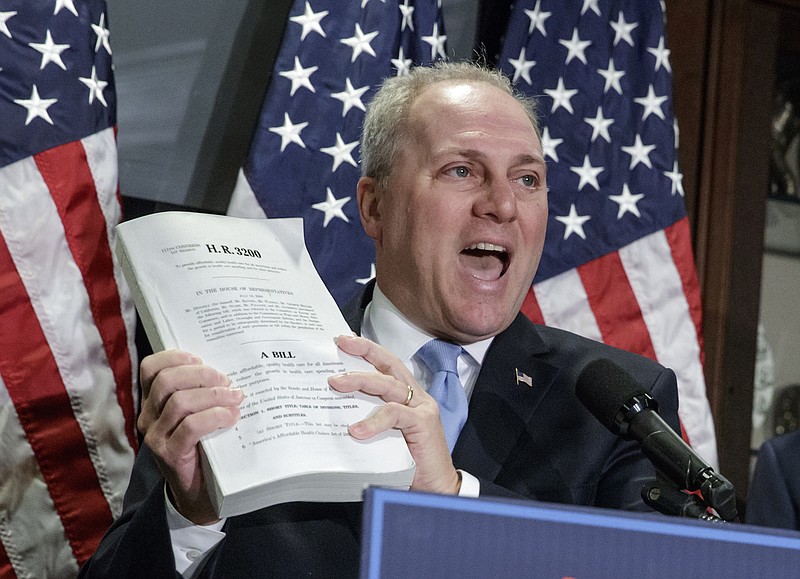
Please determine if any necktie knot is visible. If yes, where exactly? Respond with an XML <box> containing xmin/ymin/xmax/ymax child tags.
<box><xmin>416</xmin><ymin>339</ymin><xmax>467</xmax><ymax>453</ymax></box>
<box><xmin>417</xmin><ymin>338</ymin><xmax>461</xmax><ymax>376</ymax></box>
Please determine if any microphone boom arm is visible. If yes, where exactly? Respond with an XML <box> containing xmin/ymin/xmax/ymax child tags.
<box><xmin>616</xmin><ymin>393</ymin><xmax>738</xmax><ymax>522</ymax></box>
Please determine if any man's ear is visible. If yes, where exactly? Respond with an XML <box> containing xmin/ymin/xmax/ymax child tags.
<box><xmin>357</xmin><ymin>176</ymin><xmax>382</xmax><ymax>242</ymax></box>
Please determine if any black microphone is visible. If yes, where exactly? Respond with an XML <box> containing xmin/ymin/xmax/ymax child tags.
<box><xmin>576</xmin><ymin>358</ymin><xmax>737</xmax><ymax>522</ymax></box>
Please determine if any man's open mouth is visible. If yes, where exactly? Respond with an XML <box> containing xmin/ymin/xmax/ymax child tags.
<box><xmin>460</xmin><ymin>242</ymin><xmax>509</xmax><ymax>281</ymax></box>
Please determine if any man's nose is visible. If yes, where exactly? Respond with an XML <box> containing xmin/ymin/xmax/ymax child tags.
<box><xmin>474</xmin><ymin>179</ymin><xmax>518</xmax><ymax>222</ymax></box>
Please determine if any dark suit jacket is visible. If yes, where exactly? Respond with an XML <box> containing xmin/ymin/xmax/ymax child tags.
<box><xmin>80</xmin><ymin>285</ymin><xmax>680</xmax><ymax>578</ymax></box>
<box><xmin>746</xmin><ymin>430</ymin><xmax>800</xmax><ymax>531</ymax></box>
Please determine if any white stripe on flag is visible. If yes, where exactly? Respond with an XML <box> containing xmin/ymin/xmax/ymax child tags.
<box><xmin>84</xmin><ymin>128</ymin><xmax>140</xmax><ymax>425</ymax></box>
<box><xmin>534</xmin><ymin>268</ymin><xmax>603</xmax><ymax>342</ymax></box>
<box><xmin>227</xmin><ymin>169</ymin><xmax>268</xmax><ymax>219</ymax></box>
<box><xmin>620</xmin><ymin>231</ymin><xmax>718</xmax><ymax>468</ymax></box>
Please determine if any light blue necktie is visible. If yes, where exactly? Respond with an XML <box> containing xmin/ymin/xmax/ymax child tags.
<box><xmin>416</xmin><ymin>339</ymin><xmax>468</xmax><ymax>453</ymax></box>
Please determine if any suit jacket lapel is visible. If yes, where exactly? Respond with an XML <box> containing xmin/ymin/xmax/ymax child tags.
<box><xmin>452</xmin><ymin>314</ymin><xmax>559</xmax><ymax>483</ymax></box>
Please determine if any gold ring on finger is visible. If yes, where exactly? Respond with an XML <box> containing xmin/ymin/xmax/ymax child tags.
<box><xmin>403</xmin><ymin>384</ymin><xmax>414</xmax><ymax>406</ymax></box>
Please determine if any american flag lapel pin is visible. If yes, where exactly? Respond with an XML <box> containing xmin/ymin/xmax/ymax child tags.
<box><xmin>515</xmin><ymin>368</ymin><xmax>533</xmax><ymax>388</ymax></box>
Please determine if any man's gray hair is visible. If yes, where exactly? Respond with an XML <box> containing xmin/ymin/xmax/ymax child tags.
<box><xmin>360</xmin><ymin>61</ymin><xmax>540</xmax><ymax>189</ymax></box>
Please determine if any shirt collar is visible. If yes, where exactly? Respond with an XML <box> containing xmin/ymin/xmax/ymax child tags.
<box><xmin>362</xmin><ymin>284</ymin><xmax>493</xmax><ymax>367</ymax></box>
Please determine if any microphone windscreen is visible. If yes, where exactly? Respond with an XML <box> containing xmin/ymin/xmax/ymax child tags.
<box><xmin>576</xmin><ymin>358</ymin><xmax>647</xmax><ymax>433</ymax></box>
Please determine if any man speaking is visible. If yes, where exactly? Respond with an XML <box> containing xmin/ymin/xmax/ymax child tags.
<box><xmin>81</xmin><ymin>61</ymin><xmax>680</xmax><ymax>578</ymax></box>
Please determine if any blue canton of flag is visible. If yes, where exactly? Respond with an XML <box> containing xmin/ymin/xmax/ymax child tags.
<box><xmin>0</xmin><ymin>0</ymin><xmax>116</xmax><ymax>164</ymax></box>
<box><xmin>228</xmin><ymin>0</ymin><xmax>447</xmax><ymax>307</ymax></box>
<box><xmin>501</xmin><ymin>0</ymin><xmax>684</xmax><ymax>281</ymax></box>
<box><xmin>499</xmin><ymin>0</ymin><xmax>718</xmax><ymax>467</ymax></box>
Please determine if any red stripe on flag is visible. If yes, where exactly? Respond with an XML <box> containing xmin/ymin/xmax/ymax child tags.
<box><xmin>34</xmin><ymin>142</ymin><xmax>137</xmax><ymax>451</ymax></box>
<box><xmin>0</xmin><ymin>540</ymin><xmax>14</xmax><ymax>579</ymax></box>
<box><xmin>520</xmin><ymin>286</ymin><xmax>545</xmax><ymax>324</ymax></box>
<box><xmin>0</xmin><ymin>232</ymin><xmax>112</xmax><ymax>565</ymax></box>
<box><xmin>664</xmin><ymin>217</ymin><xmax>706</xmax><ymax>367</ymax></box>
<box><xmin>578</xmin><ymin>252</ymin><xmax>658</xmax><ymax>360</ymax></box>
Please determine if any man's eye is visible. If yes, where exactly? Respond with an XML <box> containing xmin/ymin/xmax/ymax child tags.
<box><xmin>447</xmin><ymin>166</ymin><xmax>470</xmax><ymax>178</ymax></box>
<box><xmin>517</xmin><ymin>174</ymin><xmax>538</xmax><ymax>187</ymax></box>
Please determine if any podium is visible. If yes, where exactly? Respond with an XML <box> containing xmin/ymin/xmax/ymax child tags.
<box><xmin>360</xmin><ymin>487</ymin><xmax>800</xmax><ymax>578</ymax></box>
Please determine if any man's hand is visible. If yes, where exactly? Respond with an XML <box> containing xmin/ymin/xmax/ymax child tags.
<box><xmin>329</xmin><ymin>335</ymin><xmax>461</xmax><ymax>495</ymax></box>
<box><xmin>138</xmin><ymin>350</ymin><xmax>244</xmax><ymax>524</ymax></box>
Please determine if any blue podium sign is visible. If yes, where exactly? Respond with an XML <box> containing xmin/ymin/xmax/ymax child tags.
<box><xmin>361</xmin><ymin>488</ymin><xmax>800</xmax><ymax>578</ymax></box>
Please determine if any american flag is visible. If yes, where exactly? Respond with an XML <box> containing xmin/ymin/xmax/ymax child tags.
<box><xmin>0</xmin><ymin>1</ymin><xmax>137</xmax><ymax>576</ymax></box>
<box><xmin>227</xmin><ymin>0</ymin><xmax>446</xmax><ymax>305</ymax></box>
<box><xmin>500</xmin><ymin>0</ymin><xmax>718</xmax><ymax>466</ymax></box>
